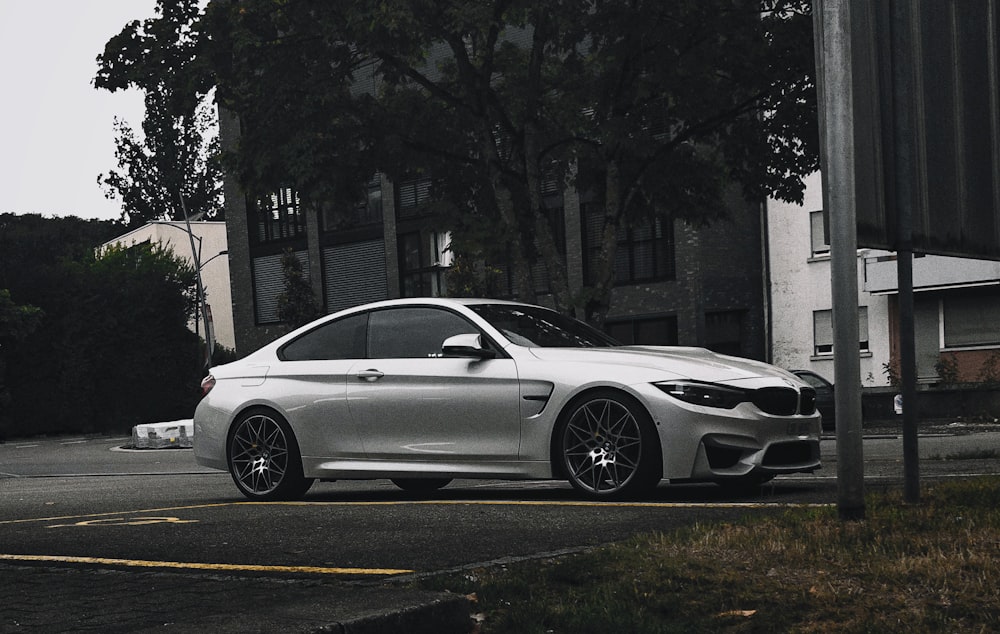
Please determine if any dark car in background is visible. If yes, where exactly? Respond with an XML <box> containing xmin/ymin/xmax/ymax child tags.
<box><xmin>790</xmin><ymin>370</ymin><xmax>835</xmax><ymax>431</ymax></box>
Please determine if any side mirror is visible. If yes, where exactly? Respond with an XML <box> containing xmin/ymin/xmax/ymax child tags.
<box><xmin>442</xmin><ymin>333</ymin><xmax>497</xmax><ymax>360</ymax></box>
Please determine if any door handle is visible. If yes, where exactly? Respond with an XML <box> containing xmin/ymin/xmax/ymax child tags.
<box><xmin>356</xmin><ymin>369</ymin><xmax>384</xmax><ymax>382</ymax></box>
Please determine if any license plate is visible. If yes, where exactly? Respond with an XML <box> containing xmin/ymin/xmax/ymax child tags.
<box><xmin>787</xmin><ymin>421</ymin><xmax>811</xmax><ymax>436</ymax></box>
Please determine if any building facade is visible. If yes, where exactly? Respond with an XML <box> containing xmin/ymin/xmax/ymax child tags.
<box><xmin>767</xmin><ymin>170</ymin><xmax>1000</xmax><ymax>389</ymax></box>
<box><xmin>866</xmin><ymin>254</ymin><xmax>1000</xmax><ymax>384</ymax></box>
<box><xmin>219</xmin><ymin>113</ymin><xmax>769</xmax><ymax>357</ymax></box>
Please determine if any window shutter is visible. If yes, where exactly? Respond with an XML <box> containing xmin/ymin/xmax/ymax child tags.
<box><xmin>324</xmin><ymin>240</ymin><xmax>388</xmax><ymax>313</ymax></box>
<box><xmin>253</xmin><ymin>250</ymin><xmax>309</xmax><ymax>324</ymax></box>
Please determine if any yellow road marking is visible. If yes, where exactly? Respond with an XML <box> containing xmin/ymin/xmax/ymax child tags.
<box><xmin>0</xmin><ymin>503</ymin><xmax>232</xmax><ymax>525</ymax></box>
<box><xmin>0</xmin><ymin>553</ymin><xmax>411</xmax><ymax>575</ymax></box>
<box><xmin>46</xmin><ymin>516</ymin><xmax>199</xmax><ymax>528</ymax></box>
<box><xmin>0</xmin><ymin>499</ymin><xmax>832</xmax><ymax>526</ymax></box>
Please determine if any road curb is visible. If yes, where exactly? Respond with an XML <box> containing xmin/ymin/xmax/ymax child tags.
<box><xmin>325</xmin><ymin>592</ymin><xmax>473</xmax><ymax>634</ymax></box>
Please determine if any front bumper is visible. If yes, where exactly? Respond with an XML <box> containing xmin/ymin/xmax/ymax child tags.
<box><xmin>690</xmin><ymin>432</ymin><xmax>821</xmax><ymax>480</ymax></box>
<box><xmin>634</xmin><ymin>383</ymin><xmax>823</xmax><ymax>482</ymax></box>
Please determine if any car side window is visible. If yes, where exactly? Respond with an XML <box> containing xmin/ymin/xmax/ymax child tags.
<box><xmin>280</xmin><ymin>313</ymin><xmax>368</xmax><ymax>361</ymax></box>
<box><xmin>368</xmin><ymin>307</ymin><xmax>479</xmax><ymax>358</ymax></box>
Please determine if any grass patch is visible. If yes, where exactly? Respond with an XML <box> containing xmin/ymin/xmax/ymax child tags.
<box><xmin>415</xmin><ymin>477</ymin><xmax>1000</xmax><ymax>633</ymax></box>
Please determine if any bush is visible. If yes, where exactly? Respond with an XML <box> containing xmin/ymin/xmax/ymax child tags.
<box><xmin>5</xmin><ymin>243</ymin><xmax>204</xmax><ymax>436</ymax></box>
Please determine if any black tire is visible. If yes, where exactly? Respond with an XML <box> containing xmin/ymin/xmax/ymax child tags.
<box><xmin>558</xmin><ymin>390</ymin><xmax>662</xmax><ymax>499</ymax></box>
<box><xmin>227</xmin><ymin>409</ymin><xmax>313</xmax><ymax>501</ymax></box>
<box><xmin>390</xmin><ymin>478</ymin><xmax>452</xmax><ymax>493</ymax></box>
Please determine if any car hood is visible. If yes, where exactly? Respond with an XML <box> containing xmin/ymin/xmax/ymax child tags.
<box><xmin>526</xmin><ymin>346</ymin><xmax>800</xmax><ymax>386</ymax></box>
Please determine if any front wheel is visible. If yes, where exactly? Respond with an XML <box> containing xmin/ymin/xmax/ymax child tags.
<box><xmin>559</xmin><ymin>391</ymin><xmax>661</xmax><ymax>499</ymax></box>
<box><xmin>227</xmin><ymin>409</ymin><xmax>313</xmax><ymax>501</ymax></box>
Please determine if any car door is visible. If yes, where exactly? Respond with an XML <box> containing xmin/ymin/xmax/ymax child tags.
<box><xmin>271</xmin><ymin>312</ymin><xmax>369</xmax><ymax>459</ymax></box>
<box><xmin>347</xmin><ymin>306</ymin><xmax>521</xmax><ymax>462</ymax></box>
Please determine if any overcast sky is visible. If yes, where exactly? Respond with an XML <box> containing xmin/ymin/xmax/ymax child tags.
<box><xmin>0</xmin><ymin>1</ymin><xmax>159</xmax><ymax>221</ymax></box>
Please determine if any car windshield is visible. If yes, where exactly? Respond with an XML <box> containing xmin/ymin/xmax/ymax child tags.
<box><xmin>469</xmin><ymin>304</ymin><xmax>620</xmax><ymax>348</ymax></box>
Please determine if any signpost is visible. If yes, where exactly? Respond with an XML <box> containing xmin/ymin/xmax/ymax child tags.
<box><xmin>815</xmin><ymin>0</ymin><xmax>1000</xmax><ymax>510</ymax></box>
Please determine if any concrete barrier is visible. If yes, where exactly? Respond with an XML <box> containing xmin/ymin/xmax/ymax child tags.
<box><xmin>130</xmin><ymin>420</ymin><xmax>194</xmax><ymax>449</ymax></box>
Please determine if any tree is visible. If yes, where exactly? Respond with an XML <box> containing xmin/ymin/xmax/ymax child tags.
<box><xmin>55</xmin><ymin>243</ymin><xmax>202</xmax><ymax>432</ymax></box>
<box><xmin>95</xmin><ymin>0</ymin><xmax>221</xmax><ymax>227</ymax></box>
<box><xmin>1</xmin><ymin>223</ymin><xmax>203</xmax><ymax>436</ymax></box>
<box><xmin>276</xmin><ymin>250</ymin><xmax>320</xmax><ymax>329</ymax></box>
<box><xmin>205</xmin><ymin>0</ymin><xmax>818</xmax><ymax>324</ymax></box>
<box><xmin>202</xmin><ymin>0</ymin><xmax>379</xmax><ymax>221</ymax></box>
<box><xmin>0</xmin><ymin>290</ymin><xmax>43</xmax><ymax>441</ymax></box>
<box><xmin>0</xmin><ymin>290</ymin><xmax>43</xmax><ymax>343</ymax></box>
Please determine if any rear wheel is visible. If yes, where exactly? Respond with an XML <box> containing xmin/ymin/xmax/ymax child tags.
<box><xmin>559</xmin><ymin>390</ymin><xmax>661</xmax><ymax>499</ymax></box>
<box><xmin>227</xmin><ymin>409</ymin><xmax>313</xmax><ymax>501</ymax></box>
<box><xmin>391</xmin><ymin>478</ymin><xmax>452</xmax><ymax>493</ymax></box>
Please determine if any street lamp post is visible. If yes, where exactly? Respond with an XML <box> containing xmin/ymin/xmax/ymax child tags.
<box><xmin>178</xmin><ymin>195</ymin><xmax>216</xmax><ymax>371</ymax></box>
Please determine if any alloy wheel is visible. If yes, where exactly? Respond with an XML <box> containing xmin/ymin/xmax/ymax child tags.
<box><xmin>227</xmin><ymin>411</ymin><xmax>311</xmax><ymax>500</ymax></box>
<box><xmin>562</xmin><ymin>396</ymin><xmax>647</xmax><ymax>496</ymax></box>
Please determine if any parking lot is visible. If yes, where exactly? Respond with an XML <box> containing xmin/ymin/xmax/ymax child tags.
<box><xmin>2</xmin><ymin>430</ymin><xmax>998</xmax><ymax>632</ymax></box>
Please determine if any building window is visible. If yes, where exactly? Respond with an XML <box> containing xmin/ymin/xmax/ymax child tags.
<box><xmin>810</xmin><ymin>210</ymin><xmax>829</xmax><ymax>256</ymax></box>
<box><xmin>814</xmin><ymin>307</ymin><xmax>869</xmax><ymax>356</ymax></box>
<box><xmin>943</xmin><ymin>293</ymin><xmax>1000</xmax><ymax>348</ymax></box>
<box><xmin>399</xmin><ymin>230</ymin><xmax>451</xmax><ymax>297</ymax></box>
<box><xmin>705</xmin><ymin>311</ymin><xmax>744</xmax><ymax>356</ymax></box>
<box><xmin>253</xmin><ymin>187</ymin><xmax>306</xmax><ymax>244</ymax></box>
<box><xmin>396</xmin><ymin>176</ymin><xmax>433</xmax><ymax>219</ymax></box>
<box><xmin>583</xmin><ymin>205</ymin><xmax>675</xmax><ymax>284</ymax></box>
<box><xmin>322</xmin><ymin>175</ymin><xmax>383</xmax><ymax>231</ymax></box>
<box><xmin>606</xmin><ymin>316</ymin><xmax>678</xmax><ymax>346</ymax></box>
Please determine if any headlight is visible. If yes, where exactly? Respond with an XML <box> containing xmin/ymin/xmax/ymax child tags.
<box><xmin>654</xmin><ymin>381</ymin><xmax>747</xmax><ymax>409</ymax></box>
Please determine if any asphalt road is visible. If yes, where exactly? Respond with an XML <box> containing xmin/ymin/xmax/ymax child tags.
<box><xmin>2</xmin><ymin>429</ymin><xmax>999</xmax><ymax>632</ymax></box>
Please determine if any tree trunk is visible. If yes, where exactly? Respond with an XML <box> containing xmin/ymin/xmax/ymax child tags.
<box><xmin>585</xmin><ymin>160</ymin><xmax>623</xmax><ymax>329</ymax></box>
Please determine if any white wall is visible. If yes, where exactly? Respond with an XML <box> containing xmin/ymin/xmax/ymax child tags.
<box><xmin>767</xmin><ymin>171</ymin><xmax>891</xmax><ymax>387</ymax></box>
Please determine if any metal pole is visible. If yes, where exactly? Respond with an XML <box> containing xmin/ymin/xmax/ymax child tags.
<box><xmin>897</xmin><ymin>249</ymin><xmax>919</xmax><ymax>502</ymax></box>
<box><xmin>888</xmin><ymin>0</ymin><xmax>921</xmax><ymax>504</ymax></box>
<box><xmin>178</xmin><ymin>195</ymin><xmax>214</xmax><ymax>370</ymax></box>
<box><xmin>814</xmin><ymin>0</ymin><xmax>865</xmax><ymax>520</ymax></box>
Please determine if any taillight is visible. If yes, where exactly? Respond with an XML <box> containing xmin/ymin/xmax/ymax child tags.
<box><xmin>200</xmin><ymin>374</ymin><xmax>216</xmax><ymax>398</ymax></box>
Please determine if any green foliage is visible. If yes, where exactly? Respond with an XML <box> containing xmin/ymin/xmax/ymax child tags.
<box><xmin>95</xmin><ymin>0</ymin><xmax>221</xmax><ymax>227</ymax></box>
<box><xmin>883</xmin><ymin>361</ymin><xmax>901</xmax><ymax>388</ymax></box>
<box><xmin>935</xmin><ymin>354</ymin><xmax>961</xmax><ymax>386</ymax></box>
<box><xmin>202</xmin><ymin>0</ymin><xmax>375</xmax><ymax>207</ymax></box>
<box><xmin>0</xmin><ymin>290</ymin><xmax>43</xmax><ymax>344</ymax></box>
<box><xmin>1</xmin><ymin>215</ymin><xmax>204</xmax><ymax>437</ymax></box>
<box><xmin>276</xmin><ymin>250</ymin><xmax>320</xmax><ymax>329</ymax></box>
<box><xmin>445</xmin><ymin>253</ymin><xmax>505</xmax><ymax>298</ymax></box>
<box><xmin>0</xmin><ymin>290</ymin><xmax>44</xmax><ymax>440</ymax></box>
<box><xmin>211</xmin><ymin>343</ymin><xmax>239</xmax><ymax>366</ymax></box>
<box><xmin>0</xmin><ymin>213</ymin><xmax>122</xmax><ymax>295</ymax></box>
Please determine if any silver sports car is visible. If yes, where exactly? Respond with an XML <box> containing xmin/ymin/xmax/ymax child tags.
<box><xmin>194</xmin><ymin>298</ymin><xmax>821</xmax><ymax>500</ymax></box>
